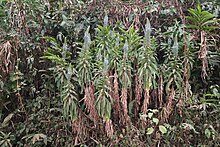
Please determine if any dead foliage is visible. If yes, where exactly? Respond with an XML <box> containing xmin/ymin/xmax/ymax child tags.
<box><xmin>121</xmin><ymin>88</ymin><xmax>130</xmax><ymax>125</ymax></box>
<box><xmin>112</xmin><ymin>71</ymin><xmax>121</xmax><ymax>124</ymax></box>
<box><xmin>84</xmin><ymin>83</ymin><xmax>99</xmax><ymax>125</ymax></box>
<box><xmin>0</xmin><ymin>41</ymin><xmax>15</xmax><ymax>79</ymax></box>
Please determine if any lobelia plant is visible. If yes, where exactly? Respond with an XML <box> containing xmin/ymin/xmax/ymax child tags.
<box><xmin>118</xmin><ymin>26</ymin><xmax>142</xmax><ymax>124</ymax></box>
<box><xmin>118</xmin><ymin>41</ymin><xmax>132</xmax><ymax>125</ymax></box>
<box><xmin>94</xmin><ymin>57</ymin><xmax>114</xmax><ymax>137</ymax></box>
<box><xmin>107</xmin><ymin>34</ymin><xmax>122</xmax><ymax>124</ymax></box>
<box><xmin>76</xmin><ymin>26</ymin><xmax>99</xmax><ymax>124</ymax></box>
<box><xmin>161</xmin><ymin>24</ymin><xmax>184</xmax><ymax>122</ymax></box>
<box><xmin>93</xmin><ymin>16</ymin><xmax>114</xmax><ymax>137</ymax></box>
<box><xmin>186</xmin><ymin>5</ymin><xmax>218</xmax><ymax>31</ymax></box>
<box><xmin>41</xmin><ymin>36</ymin><xmax>78</xmax><ymax>121</ymax></box>
<box><xmin>186</xmin><ymin>4</ymin><xmax>219</xmax><ymax>79</ymax></box>
<box><xmin>138</xmin><ymin>18</ymin><xmax>158</xmax><ymax>117</ymax></box>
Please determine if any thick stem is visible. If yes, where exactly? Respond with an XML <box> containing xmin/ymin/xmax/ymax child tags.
<box><xmin>84</xmin><ymin>83</ymin><xmax>99</xmax><ymax>124</ymax></box>
<box><xmin>141</xmin><ymin>89</ymin><xmax>150</xmax><ymax>114</ymax></box>
<box><xmin>135</xmin><ymin>73</ymin><xmax>142</xmax><ymax>118</ymax></box>
<box><xmin>199</xmin><ymin>31</ymin><xmax>208</xmax><ymax>79</ymax></box>
<box><xmin>165</xmin><ymin>86</ymin><xmax>175</xmax><ymax>121</ymax></box>
<box><xmin>158</xmin><ymin>74</ymin><xmax>163</xmax><ymax>108</ymax></box>
<box><xmin>112</xmin><ymin>71</ymin><xmax>121</xmax><ymax>123</ymax></box>
<box><xmin>105</xmin><ymin>119</ymin><xmax>114</xmax><ymax>138</ymax></box>
<box><xmin>121</xmin><ymin>88</ymin><xmax>130</xmax><ymax>125</ymax></box>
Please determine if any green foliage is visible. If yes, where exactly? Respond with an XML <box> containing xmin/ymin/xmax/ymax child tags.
<box><xmin>0</xmin><ymin>131</ymin><xmax>15</xmax><ymax>147</ymax></box>
<box><xmin>118</xmin><ymin>42</ymin><xmax>132</xmax><ymax>88</ymax></box>
<box><xmin>95</xmin><ymin>70</ymin><xmax>112</xmax><ymax>120</ymax></box>
<box><xmin>42</xmin><ymin>36</ymin><xmax>78</xmax><ymax>121</ymax></box>
<box><xmin>0</xmin><ymin>1</ymin><xmax>219</xmax><ymax>146</ymax></box>
<box><xmin>161</xmin><ymin>22</ymin><xmax>184</xmax><ymax>93</ymax></box>
<box><xmin>138</xmin><ymin>18</ymin><xmax>157</xmax><ymax>90</ymax></box>
<box><xmin>76</xmin><ymin>27</ymin><xmax>93</xmax><ymax>90</ymax></box>
<box><xmin>186</xmin><ymin>5</ymin><xmax>218</xmax><ymax>31</ymax></box>
<box><xmin>22</xmin><ymin>133</ymin><xmax>48</xmax><ymax>146</ymax></box>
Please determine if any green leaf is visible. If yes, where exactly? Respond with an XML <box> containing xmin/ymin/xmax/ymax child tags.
<box><xmin>201</xmin><ymin>20</ymin><xmax>216</xmax><ymax>26</ymax></box>
<box><xmin>205</xmin><ymin>128</ymin><xmax>211</xmax><ymax>138</ymax></box>
<box><xmin>1</xmin><ymin>113</ymin><xmax>14</xmax><ymax>127</ymax></box>
<box><xmin>148</xmin><ymin>112</ymin><xmax>153</xmax><ymax>119</ymax></box>
<box><xmin>181</xmin><ymin>123</ymin><xmax>199</xmax><ymax>134</ymax></box>
<box><xmin>146</xmin><ymin>127</ymin><xmax>154</xmax><ymax>135</ymax></box>
<box><xmin>152</xmin><ymin>118</ymin><xmax>159</xmax><ymax>125</ymax></box>
<box><xmin>186</xmin><ymin>16</ymin><xmax>199</xmax><ymax>24</ymax></box>
<box><xmin>197</xmin><ymin>5</ymin><xmax>201</xmax><ymax>12</ymax></box>
<box><xmin>186</xmin><ymin>24</ymin><xmax>199</xmax><ymax>29</ymax></box>
<box><xmin>159</xmin><ymin>125</ymin><xmax>167</xmax><ymax>134</ymax></box>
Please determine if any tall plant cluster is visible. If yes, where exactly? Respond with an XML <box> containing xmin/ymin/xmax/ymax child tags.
<box><xmin>42</xmin><ymin>8</ymin><xmax>220</xmax><ymax>144</ymax></box>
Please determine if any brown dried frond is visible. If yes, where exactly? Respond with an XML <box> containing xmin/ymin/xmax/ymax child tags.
<box><xmin>134</xmin><ymin>74</ymin><xmax>142</xmax><ymax>118</ymax></box>
<box><xmin>89</xmin><ymin>84</ymin><xmax>99</xmax><ymax>122</ymax></box>
<box><xmin>72</xmin><ymin>113</ymin><xmax>86</xmax><ymax>146</ymax></box>
<box><xmin>179</xmin><ymin>34</ymin><xmax>191</xmax><ymax>116</ymax></box>
<box><xmin>0</xmin><ymin>41</ymin><xmax>14</xmax><ymax>78</ymax></box>
<box><xmin>160</xmin><ymin>107</ymin><xmax>167</xmax><ymax>123</ymax></box>
<box><xmin>107</xmin><ymin>0</ymin><xmax>164</xmax><ymax>29</ymax></box>
<box><xmin>121</xmin><ymin>88</ymin><xmax>130</xmax><ymax>125</ymax></box>
<box><xmin>199</xmin><ymin>31</ymin><xmax>208</xmax><ymax>80</ymax></box>
<box><xmin>112</xmin><ymin>71</ymin><xmax>121</xmax><ymax>123</ymax></box>
<box><xmin>165</xmin><ymin>86</ymin><xmax>175</xmax><ymax>121</ymax></box>
<box><xmin>152</xmin><ymin>89</ymin><xmax>158</xmax><ymax>107</ymax></box>
<box><xmin>105</xmin><ymin>119</ymin><xmax>114</xmax><ymax>138</ymax></box>
<box><xmin>177</xmin><ymin>98</ymin><xmax>183</xmax><ymax>117</ymax></box>
<box><xmin>84</xmin><ymin>83</ymin><xmax>99</xmax><ymax>124</ymax></box>
<box><xmin>16</xmin><ymin>92</ymin><xmax>26</xmax><ymax>112</ymax></box>
<box><xmin>128</xmin><ymin>87</ymin><xmax>133</xmax><ymax>104</ymax></box>
<box><xmin>182</xmin><ymin>33</ymin><xmax>190</xmax><ymax>99</ymax></box>
<box><xmin>141</xmin><ymin>89</ymin><xmax>150</xmax><ymax>114</ymax></box>
<box><xmin>158</xmin><ymin>74</ymin><xmax>163</xmax><ymax>108</ymax></box>
<box><xmin>72</xmin><ymin>116</ymin><xmax>82</xmax><ymax>145</ymax></box>
<box><xmin>177</xmin><ymin>22</ymin><xmax>191</xmax><ymax>116</ymax></box>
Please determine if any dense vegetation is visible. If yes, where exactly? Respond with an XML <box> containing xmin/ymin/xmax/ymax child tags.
<box><xmin>0</xmin><ymin>0</ymin><xmax>220</xmax><ymax>146</ymax></box>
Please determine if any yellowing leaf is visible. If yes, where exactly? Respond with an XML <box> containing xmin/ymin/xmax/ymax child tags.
<box><xmin>159</xmin><ymin>125</ymin><xmax>167</xmax><ymax>134</ymax></box>
<box><xmin>146</xmin><ymin>127</ymin><xmax>154</xmax><ymax>135</ymax></box>
<box><xmin>148</xmin><ymin>112</ymin><xmax>153</xmax><ymax>118</ymax></box>
<box><xmin>152</xmin><ymin>118</ymin><xmax>159</xmax><ymax>125</ymax></box>
<box><xmin>32</xmin><ymin>133</ymin><xmax>47</xmax><ymax>145</ymax></box>
<box><xmin>2</xmin><ymin>113</ymin><xmax>14</xmax><ymax>127</ymax></box>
